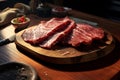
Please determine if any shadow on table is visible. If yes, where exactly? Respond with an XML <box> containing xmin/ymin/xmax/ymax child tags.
<box><xmin>111</xmin><ymin>71</ymin><xmax>120</xmax><ymax>80</ymax></box>
<box><xmin>16</xmin><ymin>37</ymin><xmax>120</xmax><ymax>72</ymax></box>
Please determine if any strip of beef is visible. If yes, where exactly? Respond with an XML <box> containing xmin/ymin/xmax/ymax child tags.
<box><xmin>22</xmin><ymin>17</ymin><xmax>71</xmax><ymax>45</ymax></box>
<box><xmin>64</xmin><ymin>23</ymin><xmax>104</xmax><ymax>47</ymax></box>
<box><xmin>40</xmin><ymin>18</ymin><xmax>76</xmax><ymax>49</ymax></box>
<box><xmin>76</xmin><ymin>24</ymin><xmax>104</xmax><ymax>40</ymax></box>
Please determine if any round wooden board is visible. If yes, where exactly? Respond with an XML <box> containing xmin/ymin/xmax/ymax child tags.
<box><xmin>15</xmin><ymin>29</ymin><xmax>115</xmax><ymax>64</ymax></box>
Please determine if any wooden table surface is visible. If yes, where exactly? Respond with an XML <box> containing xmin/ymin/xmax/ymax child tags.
<box><xmin>0</xmin><ymin>7</ymin><xmax>120</xmax><ymax>80</ymax></box>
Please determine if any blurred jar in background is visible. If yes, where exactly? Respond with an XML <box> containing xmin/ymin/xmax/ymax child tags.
<box><xmin>29</xmin><ymin>0</ymin><xmax>41</xmax><ymax>13</ymax></box>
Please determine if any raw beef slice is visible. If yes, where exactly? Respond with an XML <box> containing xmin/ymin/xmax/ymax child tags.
<box><xmin>40</xmin><ymin>18</ymin><xmax>76</xmax><ymax>49</ymax></box>
<box><xmin>65</xmin><ymin>23</ymin><xmax>104</xmax><ymax>47</ymax></box>
<box><xmin>22</xmin><ymin>17</ymin><xmax>71</xmax><ymax>45</ymax></box>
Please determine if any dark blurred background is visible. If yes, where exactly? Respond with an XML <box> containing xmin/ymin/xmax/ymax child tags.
<box><xmin>62</xmin><ymin>0</ymin><xmax>120</xmax><ymax>22</ymax></box>
<box><xmin>0</xmin><ymin>0</ymin><xmax>120</xmax><ymax>22</ymax></box>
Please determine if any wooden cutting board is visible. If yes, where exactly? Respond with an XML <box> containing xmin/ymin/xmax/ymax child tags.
<box><xmin>15</xmin><ymin>29</ymin><xmax>115</xmax><ymax>64</ymax></box>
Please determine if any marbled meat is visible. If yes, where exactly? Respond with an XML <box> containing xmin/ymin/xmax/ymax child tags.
<box><xmin>40</xmin><ymin>18</ymin><xmax>76</xmax><ymax>49</ymax></box>
<box><xmin>22</xmin><ymin>17</ymin><xmax>71</xmax><ymax>44</ymax></box>
<box><xmin>22</xmin><ymin>17</ymin><xmax>105</xmax><ymax>49</ymax></box>
<box><xmin>64</xmin><ymin>23</ymin><xmax>104</xmax><ymax>47</ymax></box>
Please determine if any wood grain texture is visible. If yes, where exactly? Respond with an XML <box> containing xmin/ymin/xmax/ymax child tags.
<box><xmin>15</xmin><ymin>26</ymin><xmax>115</xmax><ymax>64</ymax></box>
<box><xmin>0</xmin><ymin>4</ymin><xmax>120</xmax><ymax>80</ymax></box>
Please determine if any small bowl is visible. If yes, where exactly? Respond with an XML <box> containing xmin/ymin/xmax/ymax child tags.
<box><xmin>0</xmin><ymin>62</ymin><xmax>40</xmax><ymax>80</ymax></box>
<box><xmin>52</xmin><ymin>7</ymin><xmax>71</xmax><ymax>17</ymax></box>
<box><xmin>11</xmin><ymin>16</ymin><xmax>30</xmax><ymax>32</ymax></box>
